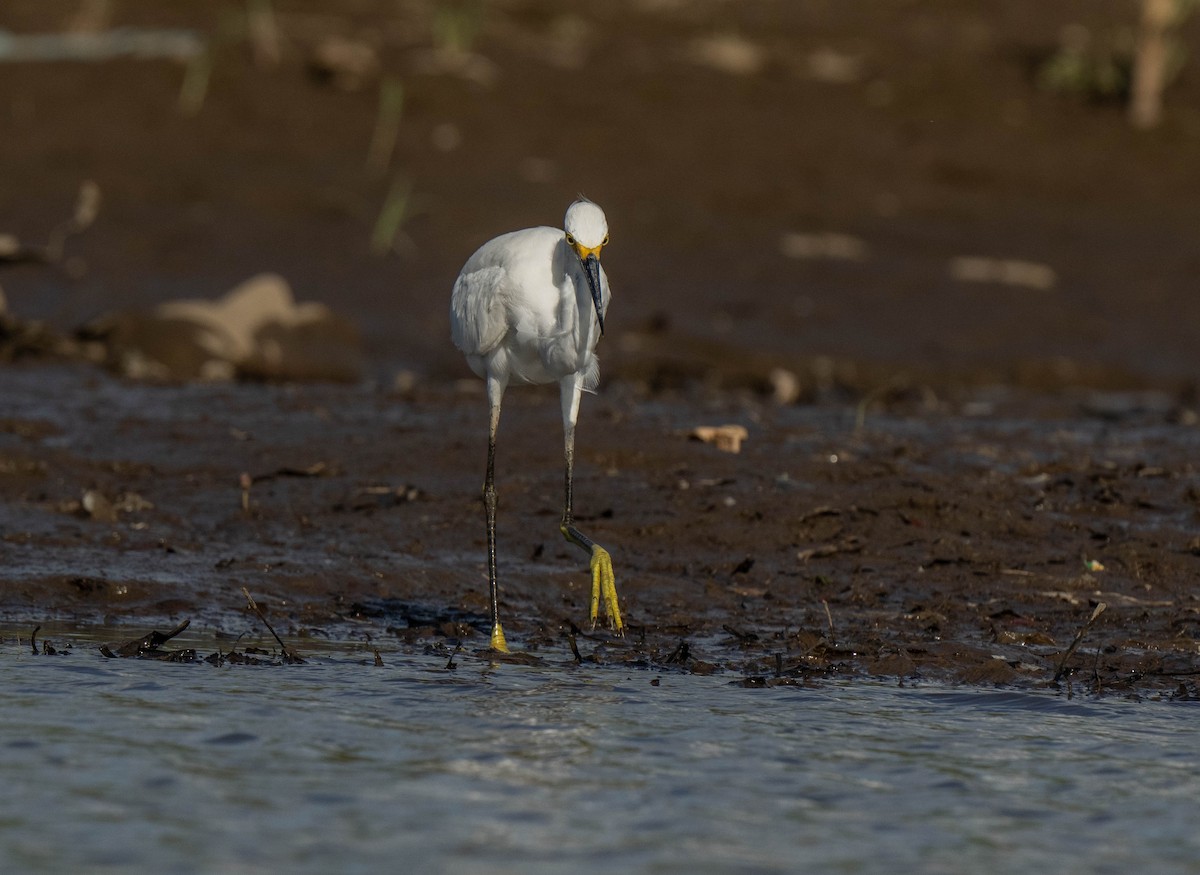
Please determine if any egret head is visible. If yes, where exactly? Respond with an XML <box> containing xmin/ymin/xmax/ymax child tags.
<box><xmin>563</xmin><ymin>199</ymin><xmax>609</xmax><ymax>334</ymax></box>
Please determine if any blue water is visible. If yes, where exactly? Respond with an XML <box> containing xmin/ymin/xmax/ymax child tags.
<box><xmin>2</xmin><ymin>636</ymin><xmax>1198</xmax><ymax>874</ymax></box>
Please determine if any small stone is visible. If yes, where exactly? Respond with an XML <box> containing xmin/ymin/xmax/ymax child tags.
<box><xmin>690</xmin><ymin>425</ymin><xmax>749</xmax><ymax>453</ymax></box>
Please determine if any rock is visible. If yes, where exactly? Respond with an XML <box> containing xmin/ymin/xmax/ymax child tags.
<box><xmin>768</xmin><ymin>367</ymin><xmax>800</xmax><ymax>405</ymax></box>
<box><xmin>96</xmin><ymin>273</ymin><xmax>365</xmax><ymax>382</ymax></box>
<box><xmin>688</xmin><ymin>34</ymin><xmax>767</xmax><ymax>76</ymax></box>
<box><xmin>779</xmin><ymin>231</ymin><xmax>867</xmax><ymax>261</ymax></box>
<box><xmin>241</xmin><ymin>304</ymin><xmax>364</xmax><ymax>383</ymax></box>
<box><xmin>690</xmin><ymin>424</ymin><xmax>749</xmax><ymax>453</ymax></box>
<box><xmin>948</xmin><ymin>256</ymin><xmax>1057</xmax><ymax>290</ymax></box>
<box><xmin>82</xmin><ymin>489</ymin><xmax>118</xmax><ymax>523</ymax></box>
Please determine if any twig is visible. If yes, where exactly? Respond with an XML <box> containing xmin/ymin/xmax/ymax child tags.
<box><xmin>250</xmin><ymin>462</ymin><xmax>331</xmax><ymax>482</ymax></box>
<box><xmin>241</xmin><ymin>587</ymin><xmax>304</xmax><ymax>663</ymax></box>
<box><xmin>797</xmin><ymin>505</ymin><xmax>841</xmax><ymax>525</ymax></box>
<box><xmin>797</xmin><ymin>536</ymin><xmax>863</xmax><ymax>562</ymax></box>
<box><xmin>115</xmin><ymin>619</ymin><xmax>191</xmax><ymax>657</ymax></box>
<box><xmin>664</xmin><ymin>640</ymin><xmax>690</xmax><ymax>664</ymax></box>
<box><xmin>821</xmin><ymin>598</ymin><xmax>836</xmax><ymax>646</ymax></box>
<box><xmin>722</xmin><ymin>624</ymin><xmax>758</xmax><ymax>643</ymax></box>
<box><xmin>565</xmin><ymin>631</ymin><xmax>583</xmax><ymax>664</ymax></box>
<box><xmin>1053</xmin><ymin>602</ymin><xmax>1107</xmax><ymax>683</ymax></box>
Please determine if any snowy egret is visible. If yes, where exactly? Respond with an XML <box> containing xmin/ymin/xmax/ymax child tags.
<box><xmin>450</xmin><ymin>198</ymin><xmax>623</xmax><ymax>652</ymax></box>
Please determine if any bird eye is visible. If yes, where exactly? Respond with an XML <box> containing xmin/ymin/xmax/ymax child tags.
<box><xmin>565</xmin><ymin>233</ymin><xmax>576</xmax><ymax>246</ymax></box>
<box><xmin>602</xmin><ymin>234</ymin><xmax>609</xmax><ymax>246</ymax></box>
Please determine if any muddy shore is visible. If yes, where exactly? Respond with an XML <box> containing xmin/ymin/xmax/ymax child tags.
<box><xmin>3</xmin><ymin>2</ymin><xmax>1200</xmax><ymax>696</ymax></box>
<box><xmin>3</xmin><ymin>363</ymin><xmax>1199</xmax><ymax>698</ymax></box>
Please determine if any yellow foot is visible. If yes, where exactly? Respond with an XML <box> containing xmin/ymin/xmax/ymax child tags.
<box><xmin>490</xmin><ymin>621</ymin><xmax>510</xmax><ymax>653</ymax></box>
<box><xmin>588</xmin><ymin>545</ymin><xmax>624</xmax><ymax>635</ymax></box>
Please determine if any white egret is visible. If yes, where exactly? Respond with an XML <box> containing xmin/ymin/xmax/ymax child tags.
<box><xmin>450</xmin><ymin>198</ymin><xmax>623</xmax><ymax>652</ymax></box>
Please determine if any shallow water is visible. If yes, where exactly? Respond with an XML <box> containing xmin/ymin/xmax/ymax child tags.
<box><xmin>3</xmin><ymin>634</ymin><xmax>1198</xmax><ymax>875</ymax></box>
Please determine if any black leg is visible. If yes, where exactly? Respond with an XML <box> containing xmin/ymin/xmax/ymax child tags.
<box><xmin>484</xmin><ymin>386</ymin><xmax>508</xmax><ymax>652</ymax></box>
<box><xmin>558</xmin><ymin>386</ymin><xmax>623</xmax><ymax>633</ymax></box>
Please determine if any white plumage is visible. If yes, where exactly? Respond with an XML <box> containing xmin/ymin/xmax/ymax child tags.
<box><xmin>450</xmin><ymin>199</ymin><xmax>622</xmax><ymax>652</ymax></box>
<box><xmin>452</xmin><ymin>213</ymin><xmax>608</xmax><ymax>390</ymax></box>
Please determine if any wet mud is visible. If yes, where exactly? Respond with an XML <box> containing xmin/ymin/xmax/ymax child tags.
<box><xmin>3</xmin><ymin>364</ymin><xmax>1200</xmax><ymax>698</ymax></box>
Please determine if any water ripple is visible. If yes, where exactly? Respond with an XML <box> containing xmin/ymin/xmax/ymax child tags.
<box><xmin>1</xmin><ymin>645</ymin><xmax>1198</xmax><ymax>874</ymax></box>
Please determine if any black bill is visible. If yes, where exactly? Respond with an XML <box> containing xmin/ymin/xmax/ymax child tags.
<box><xmin>582</xmin><ymin>253</ymin><xmax>605</xmax><ymax>335</ymax></box>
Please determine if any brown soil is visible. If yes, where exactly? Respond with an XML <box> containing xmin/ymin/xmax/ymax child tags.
<box><xmin>3</xmin><ymin>2</ymin><xmax>1200</xmax><ymax>697</ymax></box>
<box><xmin>4</xmin><ymin>363</ymin><xmax>1200</xmax><ymax>698</ymax></box>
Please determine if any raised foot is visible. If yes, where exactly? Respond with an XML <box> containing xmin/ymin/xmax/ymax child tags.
<box><xmin>587</xmin><ymin>545</ymin><xmax>623</xmax><ymax>635</ymax></box>
<box><xmin>490</xmin><ymin>621</ymin><xmax>510</xmax><ymax>653</ymax></box>
<box><xmin>561</xmin><ymin>523</ymin><xmax>624</xmax><ymax>635</ymax></box>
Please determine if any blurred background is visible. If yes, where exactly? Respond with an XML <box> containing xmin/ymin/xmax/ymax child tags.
<box><xmin>2</xmin><ymin>0</ymin><xmax>1199</xmax><ymax>396</ymax></box>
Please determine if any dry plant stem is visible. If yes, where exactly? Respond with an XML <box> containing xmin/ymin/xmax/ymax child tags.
<box><xmin>821</xmin><ymin>598</ymin><xmax>836</xmax><ymax>645</ymax></box>
<box><xmin>367</xmin><ymin>78</ymin><xmax>404</xmax><ymax>175</ymax></box>
<box><xmin>1053</xmin><ymin>602</ymin><xmax>1107</xmax><ymax>683</ymax></box>
<box><xmin>855</xmin><ymin>377</ymin><xmax>899</xmax><ymax>432</ymax></box>
<box><xmin>370</xmin><ymin>174</ymin><xmax>413</xmax><ymax>256</ymax></box>
<box><xmin>566</xmin><ymin>631</ymin><xmax>583</xmax><ymax>664</ymax></box>
<box><xmin>179</xmin><ymin>52</ymin><xmax>212</xmax><ymax>116</ymax></box>
<box><xmin>2</xmin><ymin>182</ymin><xmax>100</xmax><ymax>267</ymax></box>
<box><xmin>113</xmin><ymin>619</ymin><xmax>192</xmax><ymax>657</ymax></box>
<box><xmin>1129</xmin><ymin>0</ymin><xmax>1176</xmax><ymax>128</ymax></box>
<box><xmin>241</xmin><ymin>587</ymin><xmax>303</xmax><ymax>662</ymax></box>
<box><xmin>46</xmin><ymin>182</ymin><xmax>101</xmax><ymax>262</ymax></box>
<box><xmin>665</xmin><ymin>640</ymin><xmax>689</xmax><ymax>664</ymax></box>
